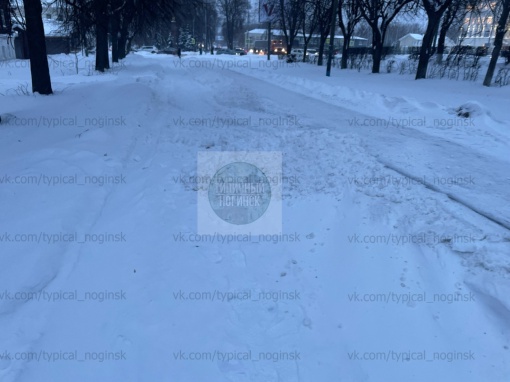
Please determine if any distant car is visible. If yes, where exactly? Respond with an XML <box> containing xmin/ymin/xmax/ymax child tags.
<box><xmin>250</xmin><ymin>47</ymin><xmax>265</xmax><ymax>54</ymax></box>
<box><xmin>272</xmin><ymin>46</ymin><xmax>286</xmax><ymax>54</ymax></box>
<box><xmin>216</xmin><ymin>48</ymin><xmax>236</xmax><ymax>55</ymax></box>
<box><xmin>235</xmin><ymin>48</ymin><xmax>247</xmax><ymax>55</ymax></box>
<box><xmin>139</xmin><ymin>46</ymin><xmax>158</xmax><ymax>53</ymax></box>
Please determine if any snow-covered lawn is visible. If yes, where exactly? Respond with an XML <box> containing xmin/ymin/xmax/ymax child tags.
<box><xmin>0</xmin><ymin>52</ymin><xmax>509</xmax><ymax>381</ymax></box>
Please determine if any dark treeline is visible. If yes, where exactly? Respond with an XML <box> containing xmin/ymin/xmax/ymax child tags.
<box><xmin>11</xmin><ymin>0</ymin><xmax>510</xmax><ymax>94</ymax></box>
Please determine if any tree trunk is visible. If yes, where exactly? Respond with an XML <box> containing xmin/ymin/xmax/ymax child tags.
<box><xmin>111</xmin><ymin>12</ymin><xmax>120</xmax><ymax>63</ymax></box>
<box><xmin>318</xmin><ymin>36</ymin><xmax>327</xmax><ymax>66</ymax></box>
<box><xmin>436</xmin><ymin>4</ymin><xmax>459</xmax><ymax>64</ymax></box>
<box><xmin>416</xmin><ymin>13</ymin><xmax>441</xmax><ymax>79</ymax></box>
<box><xmin>287</xmin><ymin>33</ymin><xmax>295</xmax><ymax>54</ymax></box>
<box><xmin>95</xmin><ymin>0</ymin><xmax>110</xmax><ymax>72</ymax></box>
<box><xmin>483</xmin><ymin>0</ymin><xmax>510</xmax><ymax>86</ymax></box>
<box><xmin>22</xmin><ymin>0</ymin><xmax>52</xmax><ymax>94</ymax></box>
<box><xmin>226</xmin><ymin>19</ymin><xmax>234</xmax><ymax>50</ymax></box>
<box><xmin>341</xmin><ymin>35</ymin><xmax>351</xmax><ymax>69</ymax></box>
<box><xmin>371</xmin><ymin>30</ymin><xmax>382</xmax><ymax>73</ymax></box>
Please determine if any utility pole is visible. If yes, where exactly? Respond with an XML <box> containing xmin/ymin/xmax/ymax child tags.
<box><xmin>260</xmin><ymin>1</ymin><xmax>274</xmax><ymax>60</ymax></box>
<box><xmin>203</xmin><ymin>3</ymin><xmax>207</xmax><ymax>51</ymax></box>
<box><xmin>326</xmin><ymin>0</ymin><xmax>339</xmax><ymax>76</ymax></box>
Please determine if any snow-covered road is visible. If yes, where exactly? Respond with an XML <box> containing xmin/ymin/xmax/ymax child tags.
<box><xmin>1</xmin><ymin>53</ymin><xmax>509</xmax><ymax>381</ymax></box>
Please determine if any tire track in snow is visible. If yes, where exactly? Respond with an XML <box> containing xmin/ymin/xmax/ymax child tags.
<box><xmin>378</xmin><ymin>160</ymin><xmax>510</xmax><ymax>231</ymax></box>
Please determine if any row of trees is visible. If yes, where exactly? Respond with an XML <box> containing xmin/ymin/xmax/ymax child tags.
<box><xmin>16</xmin><ymin>0</ymin><xmax>219</xmax><ymax>94</ymax></box>
<box><xmin>265</xmin><ymin>0</ymin><xmax>509</xmax><ymax>86</ymax></box>
<box><xmin>13</xmin><ymin>0</ymin><xmax>510</xmax><ymax>94</ymax></box>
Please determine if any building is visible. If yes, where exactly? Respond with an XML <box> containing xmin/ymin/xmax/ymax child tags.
<box><xmin>397</xmin><ymin>33</ymin><xmax>455</xmax><ymax>54</ymax></box>
<box><xmin>0</xmin><ymin>0</ymin><xmax>15</xmax><ymax>60</ymax></box>
<box><xmin>460</xmin><ymin>1</ymin><xmax>510</xmax><ymax>47</ymax></box>
<box><xmin>244</xmin><ymin>28</ymin><xmax>368</xmax><ymax>50</ymax></box>
<box><xmin>11</xmin><ymin>2</ymin><xmax>70</xmax><ymax>58</ymax></box>
<box><xmin>397</xmin><ymin>33</ymin><xmax>424</xmax><ymax>51</ymax></box>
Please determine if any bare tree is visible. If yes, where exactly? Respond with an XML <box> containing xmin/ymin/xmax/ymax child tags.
<box><xmin>415</xmin><ymin>0</ymin><xmax>454</xmax><ymax>79</ymax></box>
<box><xmin>274</xmin><ymin>0</ymin><xmax>304</xmax><ymax>54</ymax></box>
<box><xmin>316</xmin><ymin>0</ymin><xmax>333</xmax><ymax>66</ymax></box>
<box><xmin>358</xmin><ymin>0</ymin><xmax>415</xmax><ymax>73</ymax></box>
<box><xmin>338</xmin><ymin>0</ymin><xmax>363</xmax><ymax>69</ymax></box>
<box><xmin>435</xmin><ymin>0</ymin><xmax>466</xmax><ymax>62</ymax></box>
<box><xmin>59</xmin><ymin>0</ymin><xmax>182</xmax><ymax>65</ymax></box>
<box><xmin>484</xmin><ymin>0</ymin><xmax>510</xmax><ymax>86</ymax></box>
<box><xmin>300</xmin><ymin>0</ymin><xmax>319</xmax><ymax>61</ymax></box>
<box><xmin>218</xmin><ymin>0</ymin><xmax>249</xmax><ymax>49</ymax></box>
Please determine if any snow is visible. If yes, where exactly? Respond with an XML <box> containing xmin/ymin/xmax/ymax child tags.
<box><xmin>43</xmin><ymin>19</ymin><xmax>68</xmax><ymax>37</ymax></box>
<box><xmin>403</xmin><ymin>33</ymin><xmax>424</xmax><ymax>41</ymax></box>
<box><xmin>0</xmin><ymin>51</ymin><xmax>509</xmax><ymax>381</ymax></box>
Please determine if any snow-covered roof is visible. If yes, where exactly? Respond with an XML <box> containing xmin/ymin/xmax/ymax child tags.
<box><xmin>398</xmin><ymin>33</ymin><xmax>456</xmax><ymax>46</ymax></box>
<box><xmin>399</xmin><ymin>33</ymin><xmax>424</xmax><ymax>41</ymax></box>
<box><xmin>248</xmin><ymin>28</ymin><xmax>267</xmax><ymax>35</ymax></box>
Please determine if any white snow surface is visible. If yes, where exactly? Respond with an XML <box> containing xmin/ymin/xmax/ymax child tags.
<box><xmin>0</xmin><ymin>52</ymin><xmax>509</xmax><ymax>382</ymax></box>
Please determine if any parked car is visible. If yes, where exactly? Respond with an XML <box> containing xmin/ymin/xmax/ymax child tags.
<box><xmin>216</xmin><ymin>48</ymin><xmax>236</xmax><ymax>55</ymax></box>
<box><xmin>139</xmin><ymin>46</ymin><xmax>158</xmax><ymax>53</ymax></box>
<box><xmin>292</xmin><ymin>49</ymin><xmax>305</xmax><ymax>60</ymax></box>
<box><xmin>235</xmin><ymin>48</ymin><xmax>247</xmax><ymax>55</ymax></box>
<box><xmin>293</xmin><ymin>48</ymin><xmax>319</xmax><ymax>61</ymax></box>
